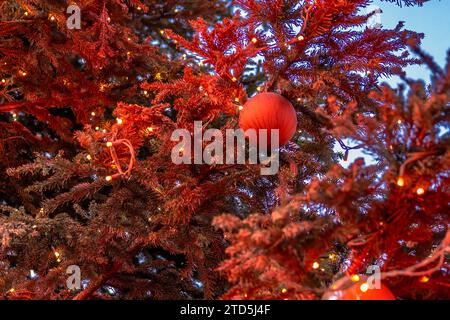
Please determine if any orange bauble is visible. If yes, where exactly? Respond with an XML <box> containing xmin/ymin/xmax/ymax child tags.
<box><xmin>322</xmin><ymin>276</ymin><xmax>396</xmax><ymax>300</ymax></box>
<box><xmin>239</xmin><ymin>92</ymin><xmax>297</xmax><ymax>148</ymax></box>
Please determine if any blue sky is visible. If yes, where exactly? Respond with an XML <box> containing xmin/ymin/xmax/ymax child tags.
<box><xmin>339</xmin><ymin>0</ymin><xmax>450</xmax><ymax>166</ymax></box>
<box><xmin>376</xmin><ymin>0</ymin><xmax>450</xmax><ymax>83</ymax></box>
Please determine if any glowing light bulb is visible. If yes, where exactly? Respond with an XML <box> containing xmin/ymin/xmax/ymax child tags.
<box><xmin>328</xmin><ymin>253</ymin><xmax>336</xmax><ymax>260</ymax></box>
<box><xmin>95</xmin><ymin>126</ymin><xmax>100</xmax><ymax>131</ymax></box>
<box><xmin>256</xmin><ymin>86</ymin><xmax>262</xmax><ymax>92</ymax></box>
<box><xmin>91</xmin><ymin>112</ymin><xmax>96</xmax><ymax>116</ymax></box>
<box><xmin>312</xmin><ymin>262</ymin><xmax>320</xmax><ymax>269</ymax></box>
<box><xmin>8</xmin><ymin>288</ymin><xmax>15</xmax><ymax>293</ymax></box>
<box><xmin>234</xmin><ymin>97</ymin><xmax>240</xmax><ymax>103</ymax></box>
<box><xmin>21</xmin><ymin>71</ymin><xmax>27</xmax><ymax>76</ymax></box>
<box><xmin>160</xmin><ymin>30</ymin><xmax>164</xmax><ymax>35</ymax></box>
<box><xmin>396</xmin><ymin>177</ymin><xmax>405</xmax><ymax>187</ymax></box>
<box><xmin>238</xmin><ymin>105</ymin><xmax>244</xmax><ymax>111</ymax></box>
<box><xmin>49</xmin><ymin>15</ymin><xmax>56</xmax><ymax>21</ymax></box>
<box><xmin>146</xmin><ymin>127</ymin><xmax>154</xmax><ymax>133</ymax></box>
<box><xmin>251</xmin><ymin>37</ymin><xmax>257</xmax><ymax>44</ymax></box>
<box><xmin>351</xmin><ymin>275</ymin><xmax>360</xmax><ymax>282</ymax></box>
<box><xmin>116</xmin><ymin>118</ymin><xmax>123</xmax><ymax>125</ymax></box>
<box><xmin>281</xmin><ymin>288</ymin><xmax>287</xmax><ymax>294</ymax></box>
<box><xmin>416</xmin><ymin>187</ymin><xmax>425</xmax><ymax>195</ymax></box>
<box><xmin>106</xmin><ymin>176</ymin><xmax>113</xmax><ymax>182</ymax></box>
<box><xmin>54</xmin><ymin>251</ymin><xmax>60</xmax><ymax>258</ymax></box>
<box><xmin>397</xmin><ymin>119</ymin><xmax>402</xmax><ymax>124</ymax></box>
<box><xmin>231</xmin><ymin>77</ymin><xmax>237</xmax><ymax>82</ymax></box>
<box><xmin>137</xmin><ymin>6</ymin><xmax>142</xmax><ymax>11</ymax></box>
<box><xmin>106</xmin><ymin>142</ymin><xmax>113</xmax><ymax>147</ymax></box>
<box><xmin>420</xmin><ymin>276</ymin><xmax>430</xmax><ymax>283</ymax></box>
<box><xmin>107</xmin><ymin>17</ymin><xmax>111</xmax><ymax>22</ymax></box>
<box><xmin>24</xmin><ymin>11</ymin><xmax>29</xmax><ymax>16</ymax></box>
<box><xmin>359</xmin><ymin>282</ymin><xmax>369</xmax><ymax>293</ymax></box>
<box><xmin>86</xmin><ymin>155</ymin><xmax>92</xmax><ymax>160</ymax></box>
<box><xmin>1</xmin><ymin>79</ymin><xmax>5</xmax><ymax>83</ymax></box>
<box><xmin>297</xmin><ymin>35</ymin><xmax>305</xmax><ymax>41</ymax></box>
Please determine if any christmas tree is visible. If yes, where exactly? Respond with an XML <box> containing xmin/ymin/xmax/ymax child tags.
<box><xmin>0</xmin><ymin>0</ymin><xmax>448</xmax><ymax>300</ymax></box>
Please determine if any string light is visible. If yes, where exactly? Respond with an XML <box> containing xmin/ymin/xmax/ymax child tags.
<box><xmin>420</xmin><ymin>276</ymin><xmax>430</xmax><ymax>283</ymax></box>
<box><xmin>281</xmin><ymin>288</ymin><xmax>287</xmax><ymax>294</ymax></box>
<box><xmin>1</xmin><ymin>78</ymin><xmax>5</xmax><ymax>83</ymax></box>
<box><xmin>8</xmin><ymin>288</ymin><xmax>15</xmax><ymax>293</ymax></box>
<box><xmin>416</xmin><ymin>187</ymin><xmax>425</xmax><ymax>195</ymax></box>
<box><xmin>397</xmin><ymin>119</ymin><xmax>402</xmax><ymax>125</ymax></box>
<box><xmin>155</xmin><ymin>72</ymin><xmax>162</xmax><ymax>80</ymax></box>
<box><xmin>146</xmin><ymin>127</ymin><xmax>154</xmax><ymax>134</ymax></box>
<box><xmin>251</xmin><ymin>37</ymin><xmax>257</xmax><ymax>44</ymax></box>
<box><xmin>238</xmin><ymin>105</ymin><xmax>244</xmax><ymax>111</ymax></box>
<box><xmin>297</xmin><ymin>35</ymin><xmax>305</xmax><ymax>41</ymax></box>
<box><xmin>160</xmin><ymin>30</ymin><xmax>164</xmax><ymax>35</ymax></box>
<box><xmin>351</xmin><ymin>275</ymin><xmax>360</xmax><ymax>282</ymax></box>
<box><xmin>49</xmin><ymin>15</ymin><xmax>56</xmax><ymax>21</ymax></box>
<box><xmin>137</xmin><ymin>6</ymin><xmax>142</xmax><ymax>11</ymax></box>
<box><xmin>328</xmin><ymin>253</ymin><xmax>336</xmax><ymax>260</ymax></box>
<box><xmin>21</xmin><ymin>70</ymin><xmax>27</xmax><ymax>77</ymax></box>
<box><xmin>312</xmin><ymin>261</ymin><xmax>320</xmax><ymax>269</ymax></box>
<box><xmin>91</xmin><ymin>112</ymin><xmax>96</xmax><ymax>116</ymax></box>
<box><xmin>116</xmin><ymin>118</ymin><xmax>123</xmax><ymax>125</ymax></box>
<box><xmin>95</xmin><ymin>126</ymin><xmax>100</xmax><ymax>131</ymax></box>
<box><xmin>234</xmin><ymin>97</ymin><xmax>240</xmax><ymax>103</ymax></box>
<box><xmin>256</xmin><ymin>86</ymin><xmax>262</xmax><ymax>92</ymax></box>
<box><xmin>106</xmin><ymin>141</ymin><xmax>113</xmax><ymax>147</ymax></box>
<box><xmin>396</xmin><ymin>177</ymin><xmax>405</xmax><ymax>187</ymax></box>
<box><xmin>86</xmin><ymin>155</ymin><xmax>92</xmax><ymax>160</ymax></box>
<box><xmin>107</xmin><ymin>17</ymin><xmax>111</xmax><ymax>22</ymax></box>
<box><xmin>359</xmin><ymin>282</ymin><xmax>369</xmax><ymax>293</ymax></box>
<box><xmin>24</xmin><ymin>11</ymin><xmax>29</xmax><ymax>16</ymax></box>
<box><xmin>231</xmin><ymin>76</ymin><xmax>237</xmax><ymax>82</ymax></box>
<box><xmin>105</xmin><ymin>175</ymin><xmax>113</xmax><ymax>182</ymax></box>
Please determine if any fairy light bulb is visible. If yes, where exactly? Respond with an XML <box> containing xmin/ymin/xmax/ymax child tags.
<box><xmin>396</xmin><ymin>177</ymin><xmax>405</xmax><ymax>187</ymax></box>
<box><xmin>1</xmin><ymin>78</ymin><xmax>5</xmax><ymax>83</ymax></box>
<box><xmin>106</xmin><ymin>141</ymin><xmax>113</xmax><ymax>147</ymax></box>
<box><xmin>231</xmin><ymin>76</ymin><xmax>237</xmax><ymax>82</ymax></box>
<box><xmin>251</xmin><ymin>37</ymin><xmax>257</xmax><ymax>44</ymax></box>
<box><xmin>416</xmin><ymin>187</ymin><xmax>425</xmax><ymax>195</ymax></box>
<box><xmin>256</xmin><ymin>86</ymin><xmax>262</xmax><ymax>92</ymax></box>
<box><xmin>238</xmin><ymin>105</ymin><xmax>244</xmax><ymax>111</ymax></box>
<box><xmin>351</xmin><ymin>274</ymin><xmax>360</xmax><ymax>282</ymax></box>
<box><xmin>297</xmin><ymin>35</ymin><xmax>305</xmax><ymax>41</ymax></box>
<box><xmin>24</xmin><ymin>11</ymin><xmax>29</xmax><ymax>16</ymax></box>
<box><xmin>21</xmin><ymin>71</ymin><xmax>27</xmax><ymax>77</ymax></box>
<box><xmin>328</xmin><ymin>253</ymin><xmax>336</xmax><ymax>260</ymax></box>
<box><xmin>107</xmin><ymin>17</ymin><xmax>111</xmax><ymax>22</ymax></box>
<box><xmin>359</xmin><ymin>282</ymin><xmax>369</xmax><ymax>293</ymax></box>
<box><xmin>86</xmin><ymin>155</ymin><xmax>92</xmax><ymax>160</ymax></box>
<box><xmin>137</xmin><ymin>6</ymin><xmax>142</xmax><ymax>11</ymax></box>
<box><xmin>281</xmin><ymin>288</ymin><xmax>287</xmax><ymax>294</ymax></box>
<box><xmin>312</xmin><ymin>261</ymin><xmax>320</xmax><ymax>269</ymax></box>
<box><xmin>234</xmin><ymin>97</ymin><xmax>240</xmax><ymax>103</ymax></box>
<box><xmin>420</xmin><ymin>276</ymin><xmax>430</xmax><ymax>283</ymax></box>
<box><xmin>116</xmin><ymin>118</ymin><xmax>123</xmax><ymax>125</ymax></box>
<box><xmin>91</xmin><ymin>112</ymin><xmax>96</xmax><ymax>116</ymax></box>
<box><xmin>106</xmin><ymin>175</ymin><xmax>113</xmax><ymax>182</ymax></box>
<box><xmin>397</xmin><ymin>119</ymin><xmax>402</xmax><ymax>125</ymax></box>
<box><xmin>49</xmin><ymin>15</ymin><xmax>56</xmax><ymax>21</ymax></box>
